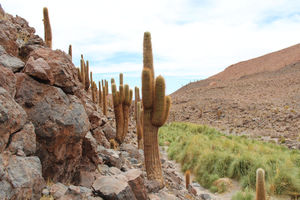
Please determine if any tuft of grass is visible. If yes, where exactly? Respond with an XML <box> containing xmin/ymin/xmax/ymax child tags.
<box><xmin>231</xmin><ymin>190</ymin><xmax>254</xmax><ymax>200</ymax></box>
<box><xmin>159</xmin><ymin>122</ymin><xmax>300</xmax><ymax>196</ymax></box>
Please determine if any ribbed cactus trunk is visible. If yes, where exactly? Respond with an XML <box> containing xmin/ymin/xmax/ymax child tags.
<box><xmin>43</xmin><ymin>7</ymin><xmax>52</xmax><ymax>49</ymax></box>
<box><xmin>85</xmin><ymin>61</ymin><xmax>90</xmax><ymax>90</ymax></box>
<box><xmin>98</xmin><ymin>81</ymin><xmax>102</xmax><ymax>106</ymax></box>
<box><xmin>102</xmin><ymin>85</ymin><xmax>107</xmax><ymax>116</ymax></box>
<box><xmin>111</xmin><ymin>82</ymin><xmax>124</xmax><ymax>143</ymax></box>
<box><xmin>256</xmin><ymin>168</ymin><xmax>266</xmax><ymax>200</ymax></box>
<box><xmin>142</xmin><ymin>32</ymin><xmax>171</xmax><ymax>188</ymax></box>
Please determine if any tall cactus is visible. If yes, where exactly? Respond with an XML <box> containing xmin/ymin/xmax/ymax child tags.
<box><xmin>111</xmin><ymin>82</ymin><xmax>124</xmax><ymax>143</ymax></box>
<box><xmin>136</xmin><ymin>101</ymin><xmax>143</xmax><ymax>149</ymax></box>
<box><xmin>134</xmin><ymin>87</ymin><xmax>140</xmax><ymax>120</ymax></box>
<box><xmin>111</xmin><ymin>75</ymin><xmax>133</xmax><ymax>144</ymax></box>
<box><xmin>80</xmin><ymin>55</ymin><xmax>85</xmax><ymax>85</ymax></box>
<box><xmin>102</xmin><ymin>84</ymin><xmax>107</xmax><ymax>116</ymax></box>
<box><xmin>43</xmin><ymin>7</ymin><xmax>52</xmax><ymax>49</ymax></box>
<box><xmin>85</xmin><ymin>61</ymin><xmax>90</xmax><ymax>90</ymax></box>
<box><xmin>98</xmin><ymin>81</ymin><xmax>102</xmax><ymax>106</ymax></box>
<box><xmin>68</xmin><ymin>44</ymin><xmax>72</xmax><ymax>59</ymax></box>
<box><xmin>142</xmin><ymin>32</ymin><xmax>171</xmax><ymax>187</ymax></box>
<box><xmin>256</xmin><ymin>168</ymin><xmax>266</xmax><ymax>200</ymax></box>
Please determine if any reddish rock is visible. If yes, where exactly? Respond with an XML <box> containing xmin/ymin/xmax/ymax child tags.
<box><xmin>24</xmin><ymin>56</ymin><xmax>53</xmax><ymax>83</ymax></box>
<box><xmin>15</xmin><ymin>73</ymin><xmax>90</xmax><ymax>183</ymax></box>
<box><xmin>82</xmin><ymin>132</ymin><xmax>103</xmax><ymax>166</ymax></box>
<box><xmin>93</xmin><ymin>127</ymin><xmax>110</xmax><ymax>148</ymax></box>
<box><xmin>102</xmin><ymin>123</ymin><xmax>116</xmax><ymax>141</ymax></box>
<box><xmin>124</xmin><ymin>169</ymin><xmax>148</xmax><ymax>200</ymax></box>
<box><xmin>0</xmin><ymin>87</ymin><xmax>27</xmax><ymax>153</ymax></box>
<box><xmin>79</xmin><ymin>171</ymin><xmax>96</xmax><ymax>188</ymax></box>
<box><xmin>49</xmin><ymin>182</ymin><xmax>68</xmax><ymax>199</ymax></box>
<box><xmin>92</xmin><ymin>176</ymin><xmax>137</xmax><ymax>200</ymax></box>
<box><xmin>29</xmin><ymin>48</ymin><xmax>80</xmax><ymax>94</ymax></box>
<box><xmin>0</xmin><ymin>154</ymin><xmax>45</xmax><ymax>200</ymax></box>
<box><xmin>0</xmin><ymin>64</ymin><xmax>16</xmax><ymax>97</ymax></box>
<box><xmin>7</xmin><ymin>122</ymin><xmax>36</xmax><ymax>156</ymax></box>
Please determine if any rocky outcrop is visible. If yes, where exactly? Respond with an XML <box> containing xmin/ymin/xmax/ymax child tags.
<box><xmin>15</xmin><ymin>73</ymin><xmax>91</xmax><ymax>183</ymax></box>
<box><xmin>0</xmin><ymin>87</ymin><xmax>26</xmax><ymax>152</ymax></box>
<box><xmin>27</xmin><ymin>48</ymin><xmax>80</xmax><ymax>94</ymax></box>
<box><xmin>0</xmin><ymin>64</ymin><xmax>16</xmax><ymax>97</ymax></box>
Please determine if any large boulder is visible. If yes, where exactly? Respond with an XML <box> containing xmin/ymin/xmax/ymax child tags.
<box><xmin>0</xmin><ymin>154</ymin><xmax>45</xmax><ymax>200</ymax></box>
<box><xmin>15</xmin><ymin>73</ymin><xmax>90</xmax><ymax>183</ymax></box>
<box><xmin>28</xmin><ymin>48</ymin><xmax>80</xmax><ymax>94</ymax></box>
<box><xmin>0</xmin><ymin>87</ymin><xmax>26</xmax><ymax>153</ymax></box>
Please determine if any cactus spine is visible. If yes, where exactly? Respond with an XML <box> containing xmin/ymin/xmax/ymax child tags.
<box><xmin>185</xmin><ymin>170</ymin><xmax>190</xmax><ymax>189</ymax></box>
<box><xmin>136</xmin><ymin>101</ymin><xmax>143</xmax><ymax>149</ymax></box>
<box><xmin>142</xmin><ymin>32</ymin><xmax>171</xmax><ymax>187</ymax></box>
<box><xmin>43</xmin><ymin>7</ymin><xmax>52</xmax><ymax>49</ymax></box>
<box><xmin>256</xmin><ymin>168</ymin><xmax>266</xmax><ymax>200</ymax></box>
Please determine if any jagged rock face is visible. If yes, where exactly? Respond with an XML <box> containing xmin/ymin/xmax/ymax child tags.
<box><xmin>0</xmin><ymin>87</ymin><xmax>27</xmax><ymax>153</ymax></box>
<box><xmin>15</xmin><ymin>73</ymin><xmax>90</xmax><ymax>183</ymax></box>
<box><xmin>0</xmin><ymin>64</ymin><xmax>16</xmax><ymax>97</ymax></box>
<box><xmin>27</xmin><ymin>48</ymin><xmax>80</xmax><ymax>94</ymax></box>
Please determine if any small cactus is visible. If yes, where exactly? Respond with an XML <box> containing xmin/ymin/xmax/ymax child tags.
<box><xmin>142</xmin><ymin>32</ymin><xmax>171</xmax><ymax>187</ymax></box>
<box><xmin>185</xmin><ymin>170</ymin><xmax>191</xmax><ymax>189</ymax></box>
<box><xmin>256</xmin><ymin>168</ymin><xmax>266</xmax><ymax>200</ymax></box>
<box><xmin>43</xmin><ymin>7</ymin><xmax>52</xmax><ymax>48</ymax></box>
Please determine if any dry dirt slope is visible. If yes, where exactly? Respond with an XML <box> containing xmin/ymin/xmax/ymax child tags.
<box><xmin>170</xmin><ymin>44</ymin><xmax>300</xmax><ymax>149</ymax></box>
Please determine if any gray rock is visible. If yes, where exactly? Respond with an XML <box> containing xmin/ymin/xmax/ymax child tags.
<box><xmin>0</xmin><ymin>53</ymin><xmax>24</xmax><ymax>72</ymax></box>
<box><xmin>92</xmin><ymin>176</ymin><xmax>137</xmax><ymax>200</ymax></box>
<box><xmin>0</xmin><ymin>87</ymin><xmax>27</xmax><ymax>153</ymax></box>
<box><xmin>201</xmin><ymin>193</ymin><xmax>212</xmax><ymax>200</ymax></box>
<box><xmin>98</xmin><ymin>146</ymin><xmax>124</xmax><ymax>169</ymax></box>
<box><xmin>50</xmin><ymin>182</ymin><xmax>68</xmax><ymax>199</ymax></box>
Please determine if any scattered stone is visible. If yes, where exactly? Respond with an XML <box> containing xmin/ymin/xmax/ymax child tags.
<box><xmin>0</xmin><ymin>64</ymin><xmax>16</xmax><ymax>97</ymax></box>
<box><xmin>92</xmin><ymin>176</ymin><xmax>137</xmax><ymax>200</ymax></box>
<box><xmin>0</xmin><ymin>53</ymin><xmax>24</xmax><ymax>72</ymax></box>
<box><xmin>125</xmin><ymin>169</ymin><xmax>148</xmax><ymax>200</ymax></box>
<box><xmin>200</xmin><ymin>193</ymin><xmax>212</xmax><ymax>200</ymax></box>
<box><xmin>49</xmin><ymin>182</ymin><xmax>68</xmax><ymax>199</ymax></box>
<box><xmin>98</xmin><ymin>146</ymin><xmax>124</xmax><ymax>169</ymax></box>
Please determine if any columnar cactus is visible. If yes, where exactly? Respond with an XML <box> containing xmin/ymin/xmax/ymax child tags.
<box><xmin>111</xmin><ymin>82</ymin><xmax>124</xmax><ymax>143</ymax></box>
<box><xmin>142</xmin><ymin>32</ymin><xmax>171</xmax><ymax>187</ymax></box>
<box><xmin>102</xmin><ymin>84</ymin><xmax>107</xmax><ymax>116</ymax></box>
<box><xmin>98</xmin><ymin>81</ymin><xmax>102</xmax><ymax>106</ymax></box>
<box><xmin>185</xmin><ymin>170</ymin><xmax>191</xmax><ymax>189</ymax></box>
<box><xmin>68</xmin><ymin>44</ymin><xmax>72</xmax><ymax>59</ymax></box>
<box><xmin>134</xmin><ymin>87</ymin><xmax>141</xmax><ymax>120</ymax></box>
<box><xmin>85</xmin><ymin>61</ymin><xmax>90</xmax><ymax>90</ymax></box>
<box><xmin>80</xmin><ymin>55</ymin><xmax>85</xmax><ymax>85</ymax></box>
<box><xmin>136</xmin><ymin>101</ymin><xmax>143</xmax><ymax>149</ymax></box>
<box><xmin>111</xmin><ymin>75</ymin><xmax>133</xmax><ymax>144</ymax></box>
<box><xmin>43</xmin><ymin>7</ymin><xmax>52</xmax><ymax>48</ymax></box>
<box><xmin>256</xmin><ymin>168</ymin><xmax>266</xmax><ymax>200</ymax></box>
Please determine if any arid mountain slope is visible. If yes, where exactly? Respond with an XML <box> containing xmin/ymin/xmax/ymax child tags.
<box><xmin>171</xmin><ymin>46</ymin><xmax>300</xmax><ymax>149</ymax></box>
<box><xmin>210</xmin><ymin>43</ymin><xmax>300</xmax><ymax>80</ymax></box>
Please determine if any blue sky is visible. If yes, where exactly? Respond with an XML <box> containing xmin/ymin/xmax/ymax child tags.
<box><xmin>2</xmin><ymin>0</ymin><xmax>300</xmax><ymax>94</ymax></box>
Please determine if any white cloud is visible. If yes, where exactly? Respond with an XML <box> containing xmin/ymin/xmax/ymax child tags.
<box><xmin>2</xmin><ymin>0</ymin><xmax>300</xmax><ymax>81</ymax></box>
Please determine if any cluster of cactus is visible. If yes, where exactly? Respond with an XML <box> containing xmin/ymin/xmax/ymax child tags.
<box><xmin>43</xmin><ymin>7</ymin><xmax>52</xmax><ymax>49</ymax></box>
<box><xmin>135</xmin><ymin>87</ymin><xmax>143</xmax><ymax>149</ymax></box>
<box><xmin>77</xmin><ymin>55</ymin><xmax>90</xmax><ymax>91</ymax></box>
<box><xmin>256</xmin><ymin>168</ymin><xmax>266</xmax><ymax>200</ymax></box>
<box><xmin>111</xmin><ymin>73</ymin><xmax>133</xmax><ymax>144</ymax></box>
<box><xmin>142</xmin><ymin>32</ymin><xmax>171</xmax><ymax>188</ymax></box>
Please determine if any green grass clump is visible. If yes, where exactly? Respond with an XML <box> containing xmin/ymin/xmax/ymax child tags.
<box><xmin>231</xmin><ymin>190</ymin><xmax>254</xmax><ymax>200</ymax></box>
<box><xmin>158</xmin><ymin>122</ymin><xmax>300</xmax><ymax>196</ymax></box>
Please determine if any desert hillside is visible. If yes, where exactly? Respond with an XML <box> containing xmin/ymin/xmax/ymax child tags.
<box><xmin>171</xmin><ymin>45</ymin><xmax>300</xmax><ymax>149</ymax></box>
